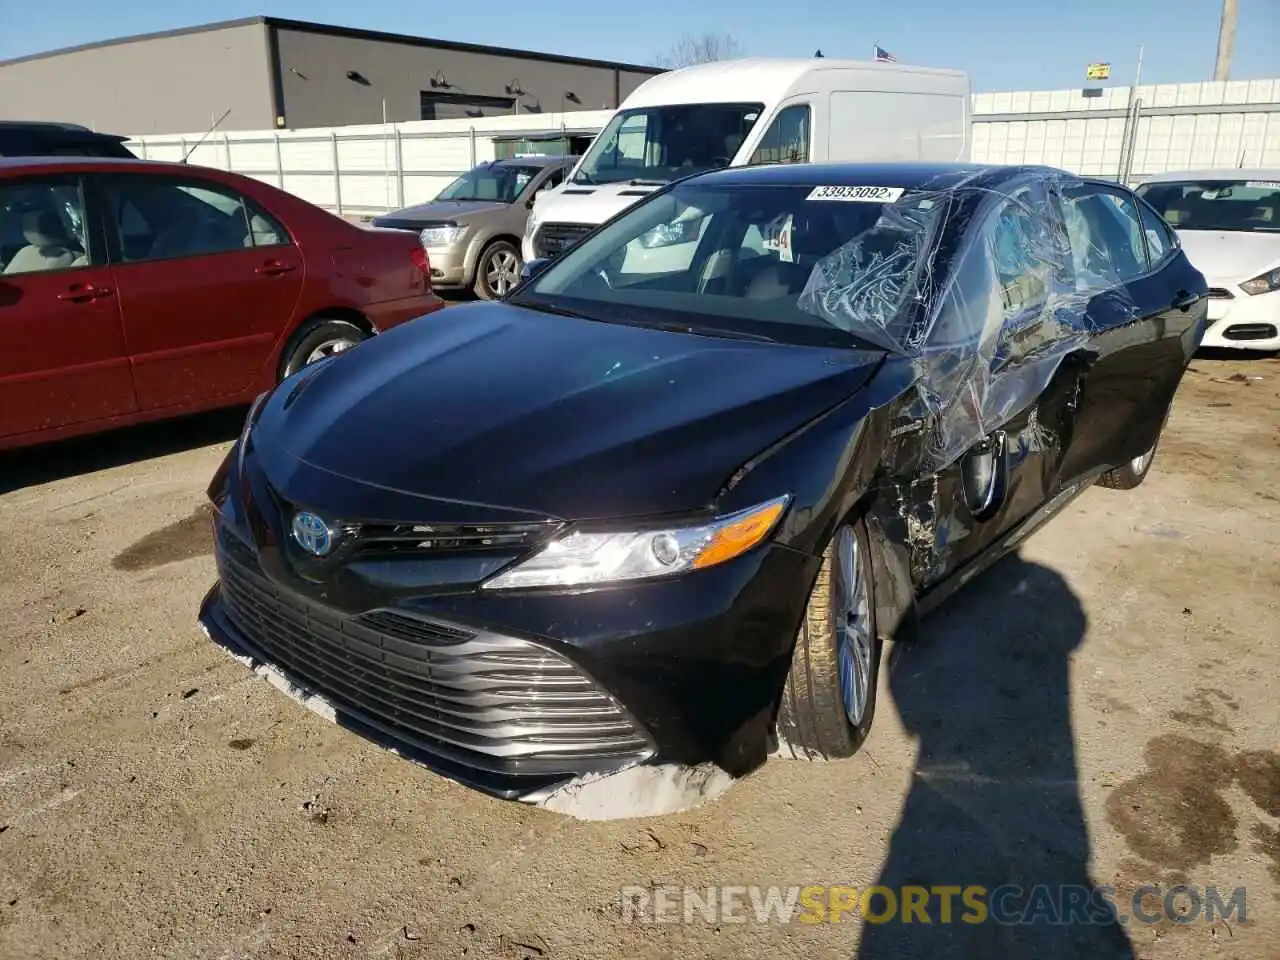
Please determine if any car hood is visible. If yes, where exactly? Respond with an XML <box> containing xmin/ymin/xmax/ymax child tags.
<box><xmin>379</xmin><ymin>198</ymin><xmax>511</xmax><ymax>223</ymax></box>
<box><xmin>1175</xmin><ymin>230</ymin><xmax>1280</xmax><ymax>284</ymax></box>
<box><xmin>532</xmin><ymin>180</ymin><xmax>665</xmax><ymax>227</ymax></box>
<box><xmin>253</xmin><ymin>302</ymin><xmax>883</xmax><ymax>523</ymax></box>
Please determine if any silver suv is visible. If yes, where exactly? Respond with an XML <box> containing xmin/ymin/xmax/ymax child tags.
<box><xmin>373</xmin><ymin>157</ymin><xmax>572</xmax><ymax>299</ymax></box>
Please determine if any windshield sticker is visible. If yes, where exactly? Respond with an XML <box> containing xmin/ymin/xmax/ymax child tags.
<box><xmin>807</xmin><ymin>185</ymin><xmax>905</xmax><ymax>203</ymax></box>
<box><xmin>762</xmin><ymin>213</ymin><xmax>795</xmax><ymax>263</ymax></box>
<box><xmin>1245</xmin><ymin>181</ymin><xmax>1280</xmax><ymax>189</ymax></box>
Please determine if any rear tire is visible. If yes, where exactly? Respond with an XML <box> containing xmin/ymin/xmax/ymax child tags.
<box><xmin>279</xmin><ymin>317</ymin><xmax>368</xmax><ymax>381</ymax></box>
<box><xmin>473</xmin><ymin>240</ymin><xmax>521</xmax><ymax>300</ymax></box>
<box><xmin>1097</xmin><ymin>410</ymin><xmax>1168</xmax><ymax>490</ymax></box>
<box><xmin>776</xmin><ymin>520</ymin><xmax>881</xmax><ymax>760</ymax></box>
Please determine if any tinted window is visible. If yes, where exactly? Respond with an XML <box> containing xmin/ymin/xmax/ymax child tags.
<box><xmin>104</xmin><ymin>179</ymin><xmax>269</xmax><ymax>262</ymax></box>
<box><xmin>1061</xmin><ymin>184</ymin><xmax>1148</xmax><ymax>292</ymax></box>
<box><xmin>0</xmin><ymin>178</ymin><xmax>89</xmax><ymax>276</ymax></box>
<box><xmin>1137</xmin><ymin>199</ymin><xmax>1175</xmax><ymax>264</ymax></box>
<box><xmin>514</xmin><ymin>182</ymin><xmax>946</xmax><ymax>349</ymax></box>
<box><xmin>1136</xmin><ymin>178</ymin><xmax>1280</xmax><ymax>233</ymax></box>
<box><xmin>749</xmin><ymin>105</ymin><xmax>811</xmax><ymax>165</ymax></box>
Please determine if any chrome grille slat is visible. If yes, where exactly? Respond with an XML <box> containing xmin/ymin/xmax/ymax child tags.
<box><xmin>215</xmin><ymin>531</ymin><xmax>649</xmax><ymax>764</ymax></box>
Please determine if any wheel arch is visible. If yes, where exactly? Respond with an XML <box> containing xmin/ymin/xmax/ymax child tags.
<box><xmin>275</xmin><ymin>307</ymin><xmax>374</xmax><ymax>381</ymax></box>
<box><xmin>468</xmin><ymin>233</ymin><xmax>523</xmax><ymax>282</ymax></box>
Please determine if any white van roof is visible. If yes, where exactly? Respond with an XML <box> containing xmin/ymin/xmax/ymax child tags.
<box><xmin>622</xmin><ymin>58</ymin><xmax>968</xmax><ymax>109</ymax></box>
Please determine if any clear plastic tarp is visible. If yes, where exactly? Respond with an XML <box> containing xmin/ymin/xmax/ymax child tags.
<box><xmin>795</xmin><ymin>171</ymin><xmax>1137</xmax><ymax>470</ymax></box>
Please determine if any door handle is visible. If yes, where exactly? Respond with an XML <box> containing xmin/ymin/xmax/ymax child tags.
<box><xmin>56</xmin><ymin>284</ymin><xmax>113</xmax><ymax>303</ymax></box>
<box><xmin>255</xmin><ymin>261</ymin><xmax>296</xmax><ymax>276</ymax></box>
<box><xmin>1171</xmin><ymin>289</ymin><xmax>1201</xmax><ymax>312</ymax></box>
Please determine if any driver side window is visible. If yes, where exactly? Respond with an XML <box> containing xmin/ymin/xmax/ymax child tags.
<box><xmin>748</xmin><ymin>106</ymin><xmax>811</xmax><ymax>166</ymax></box>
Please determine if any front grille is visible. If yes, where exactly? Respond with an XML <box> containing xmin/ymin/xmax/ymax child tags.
<box><xmin>1207</xmin><ymin>287</ymin><xmax>1234</xmax><ymax>299</ymax></box>
<box><xmin>534</xmin><ymin>222</ymin><xmax>593</xmax><ymax>258</ymax></box>
<box><xmin>215</xmin><ymin>531</ymin><xmax>650</xmax><ymax>772</ymax></box>
<box><xmin>353</xmin><ymin>521</ymin><xmax>559</xmax><ymax>556</ymax></box>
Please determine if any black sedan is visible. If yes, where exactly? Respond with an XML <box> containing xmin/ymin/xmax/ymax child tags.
<box><xmin>199</xmin><ymin>162</ymin><xmax>1207</xmax><ymax>812</ymax></box>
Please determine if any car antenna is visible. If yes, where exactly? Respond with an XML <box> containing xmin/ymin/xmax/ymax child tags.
<box><xmin>182</xmin><ymin>109</ymin><xmax>233</xmax><ymax>164</ymax></box>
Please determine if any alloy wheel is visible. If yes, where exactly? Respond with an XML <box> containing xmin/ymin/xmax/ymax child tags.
<box><xmin>304</xmin><ymin>338</ymin><xmax>358</xmax><ymax>366</ymax></box>
<box><xmin>834</xmin><ymin>525</ymin><xmax>875</xmax><ymax>726</ymax></box>
<box><xmin>487</xmin><ymin>249</ymin><xmax>521</xmax><ymax>296</ymax></box>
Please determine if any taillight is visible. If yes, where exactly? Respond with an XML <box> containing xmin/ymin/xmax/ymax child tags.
<box><xmin>410</xmin><ymin>246</ymin><xmax>429</xmax><ymax>276</ymax></box>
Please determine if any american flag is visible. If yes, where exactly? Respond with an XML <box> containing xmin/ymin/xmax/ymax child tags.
<box><xmin>873</xmin><ymin>44</ymin><xmax>898</xmax><ymax>63</ymax></box>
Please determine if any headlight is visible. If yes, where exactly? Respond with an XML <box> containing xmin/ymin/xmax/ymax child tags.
<box><xmin>419</xmin><ymin>224</ymin><xmax>466</xmax><ymax>247</ymax></box>
<box><xmin>482</xmin><ymin>495</ymin><xmax>791</xmax><ymax>590</ymax></box>
<box><xmin>639</xmin><ymin>216</ymin><xmax>703</xmax><ymax>249</ymax></box>
<box><xmin>524</xmin><ymin>205</ymin><xmax>541</xmax><ymax>240</ymax></box>
<box><xmin>1240</xmin><ymin>266</ymin><xmax>1280</xmax><ymax>296</ymax></box>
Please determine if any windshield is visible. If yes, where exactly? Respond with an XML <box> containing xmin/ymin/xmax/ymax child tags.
<box><xmin>436</xmin><ymin>164</ymin><xmax>541</xmax><ymax>203</ymax></box>
<box><xmin>510</xmin><ymin>181</ymin><xmax>947</xmax><ymax>349</ymax></box>
<box><xmin>1136</xmin><ymin>178</ymin><xmax>1280</xmax><ymax>233</ymax></box>
<box><xmin>572</xmin><ymin>103</ymin><xmax>764</xmax><ymax>186</ymax></box>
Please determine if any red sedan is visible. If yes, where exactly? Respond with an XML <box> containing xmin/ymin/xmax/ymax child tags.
<box><xmin>0</xmin><ymin>156</ymin><xmax>443</xmax><ymax>451</ymax></box>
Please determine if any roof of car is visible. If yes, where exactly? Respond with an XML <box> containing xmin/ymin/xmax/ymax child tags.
<box><xmin>691</xmin><ymin>162</ymin><xmax>1074</xmax><ymax>193</ymax></box>
<box><xmin>487</xmin><ymin>156</ymin><xmax>574</xmax><ymax>168</ymax></box>
<box><xmin>0</xmin><ymin>121</ymin><xmax>129</xmax><ymax>141</ymax></box>
<box><xmin>1137</xmin><ymin>168</ymin><xmax>1280</xmax><ymax>184</ymax></box>
<box><xmin>0</xmin><ymin>155</ymin><xmax>213</xmax><ymax>175</ymax></box>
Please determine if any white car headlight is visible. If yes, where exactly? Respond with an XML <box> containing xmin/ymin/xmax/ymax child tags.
<box><xmin>524</xmin><ymin>205</ymin><xmax>541</xmax><ymax>240</ymax></box>
<box><xmin>1240</xmin><ymin>266</ymin><xmax>1280</xmax><ymax>296</ymax></box>
<box><xmin>420</xmin><ymin>224</ymin><xmax>466</xmax><ymax>247</ymax></box>
<box><xmin>482</xmin><ymin>495</ymin><xmax>791</xmax><ymax>590</ymax></box>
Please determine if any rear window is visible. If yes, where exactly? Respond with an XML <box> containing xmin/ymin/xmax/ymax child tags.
<box><xmin>1136</xmin><ymin>178</ymin><xmax>1280</xmax><ymax>233</ymax></box>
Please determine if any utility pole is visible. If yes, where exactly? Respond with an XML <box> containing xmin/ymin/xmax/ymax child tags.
<box><xmin>1213</xmin><ymin>0</ymin><xmax>1237</xmax><ymax>81</ymax></box>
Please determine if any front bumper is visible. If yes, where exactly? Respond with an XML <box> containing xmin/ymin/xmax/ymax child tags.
<box><xmin>200</xmin><ymin>505</ymin><xmax>816</xmax><ymax>803</ymax></box>
<box><xmin>422</xmin><ymin>244</ymin><xmax>470</xmax><ymax>288</ymax></box>
<box><xmin>1201</xmin><ymin>285</ymin><xmax>1280</xmax><ymax>350</ymax></box>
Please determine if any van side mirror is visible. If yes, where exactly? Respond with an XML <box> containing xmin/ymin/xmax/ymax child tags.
<box><xmin>521</xmin><ymin>258</ymin><xmax>551</xmax><ymax>283</ymax></box>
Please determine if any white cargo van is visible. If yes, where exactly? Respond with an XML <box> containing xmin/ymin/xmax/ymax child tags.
<box><xmin>522</xmin><ymin>57</ymin><xmax>970</xmax><ymax>263</ymax></box>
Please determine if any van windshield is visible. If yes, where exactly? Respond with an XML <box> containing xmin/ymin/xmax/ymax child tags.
<box><xmin>572</xmin><ymin>103</ymin><xmax>764</xmax><ymax>186</ymax></box>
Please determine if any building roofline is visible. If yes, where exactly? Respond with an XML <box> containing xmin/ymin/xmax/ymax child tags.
<box><xmin>0</xmin><ymin>15</ymin><xmax>666</xmax><ymax>76</ymax></box>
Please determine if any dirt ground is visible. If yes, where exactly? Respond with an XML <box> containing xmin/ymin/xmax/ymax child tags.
<box><xmin>0</xmin><ymin>351</ymin><xmax>1277</xmax><ymax>960</ymax></box>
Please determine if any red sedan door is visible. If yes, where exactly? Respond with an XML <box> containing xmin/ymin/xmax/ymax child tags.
<box><xmin>98</xmin><ymin>173</ymin><xmax>304</xmax><ymax>411</ymax></box>
<box><xmin>0</xmin><ymin>174</ymin><xmax>135</xmax><ymax>444</ymax></box>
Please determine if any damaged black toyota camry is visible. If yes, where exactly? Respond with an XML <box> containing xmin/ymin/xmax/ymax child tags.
<box><xmin>200</xmin><ymin>162</ymin><xmax>1206</xmax><ymax>815</ymax></box>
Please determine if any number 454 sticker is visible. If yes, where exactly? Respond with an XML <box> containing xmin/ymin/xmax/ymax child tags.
<box><xmin>807</xmin><ymin>185</ymin><xmax>905</xmax><ymax>202</ymax></box>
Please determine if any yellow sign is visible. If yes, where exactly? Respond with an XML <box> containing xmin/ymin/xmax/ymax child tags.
<box><xmin>1087</xmin><ymin>63</ymin><xmax>1111</xmax><ymax>80</ymax></box>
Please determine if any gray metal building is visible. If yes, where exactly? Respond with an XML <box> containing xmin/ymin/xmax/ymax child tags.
<box><xmin>0</xmin><ymin>17</ymin><xmax>662</xmax><ymax>135</ymax></box>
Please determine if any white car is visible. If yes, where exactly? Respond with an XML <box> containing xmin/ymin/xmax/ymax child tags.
<box><xmin>1137</xmin><ymin>170</ymin><xmax>1280</xmax><ymax>351</ymax></box>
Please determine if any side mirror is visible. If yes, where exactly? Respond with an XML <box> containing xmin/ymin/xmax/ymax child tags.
<box><xmin>520</xmin><ymin>258</ymin><xmax>551</xmax><ymax>283</ymax></box>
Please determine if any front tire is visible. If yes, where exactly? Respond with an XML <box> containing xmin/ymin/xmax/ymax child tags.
<box><xmin>776</xmin><ymin>520</ymin><xmax>881</xmax><ymax>760</ymax></box>
<box><xmin>473</xmin><ymin>240</ymin><xmax>521</xmax><ymax>300</ymax></box>
<box><xmin>279</xmin><ymin>317</ymin><xmax>367</xmax><ymax>381</ymax></box>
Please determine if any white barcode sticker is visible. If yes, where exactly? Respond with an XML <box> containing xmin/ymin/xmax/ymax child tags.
<box><xmin>1245</xmin><ymin>181</ymin><xmax>1280</xmax><ymax>189</ymax></box>
<box><xmin>806</xmin><ymin>185</ymin><xmax>905</xmax><ymax>203</ymax></box>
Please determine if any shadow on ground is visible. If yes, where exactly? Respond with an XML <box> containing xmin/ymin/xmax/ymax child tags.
<box><xmin>1194</xmin><ymin>346</ymin><xmax>1279</xmax><ymax>362</ymax></box>
<box><xmin>0</xmin><ymin>407</ymin><xmax>245</xmax><ymax>495</ymax></box>
<box><xmin>858</xmin><ymin>555</ymin><xmax>1134</xmax><ymax>959</ymax></box>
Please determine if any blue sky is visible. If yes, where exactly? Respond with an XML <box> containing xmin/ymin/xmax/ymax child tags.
<box><xmin>1</xmin><ymin>0</ymin><xmax>1276</xmax><ymax>92</ymax></box>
